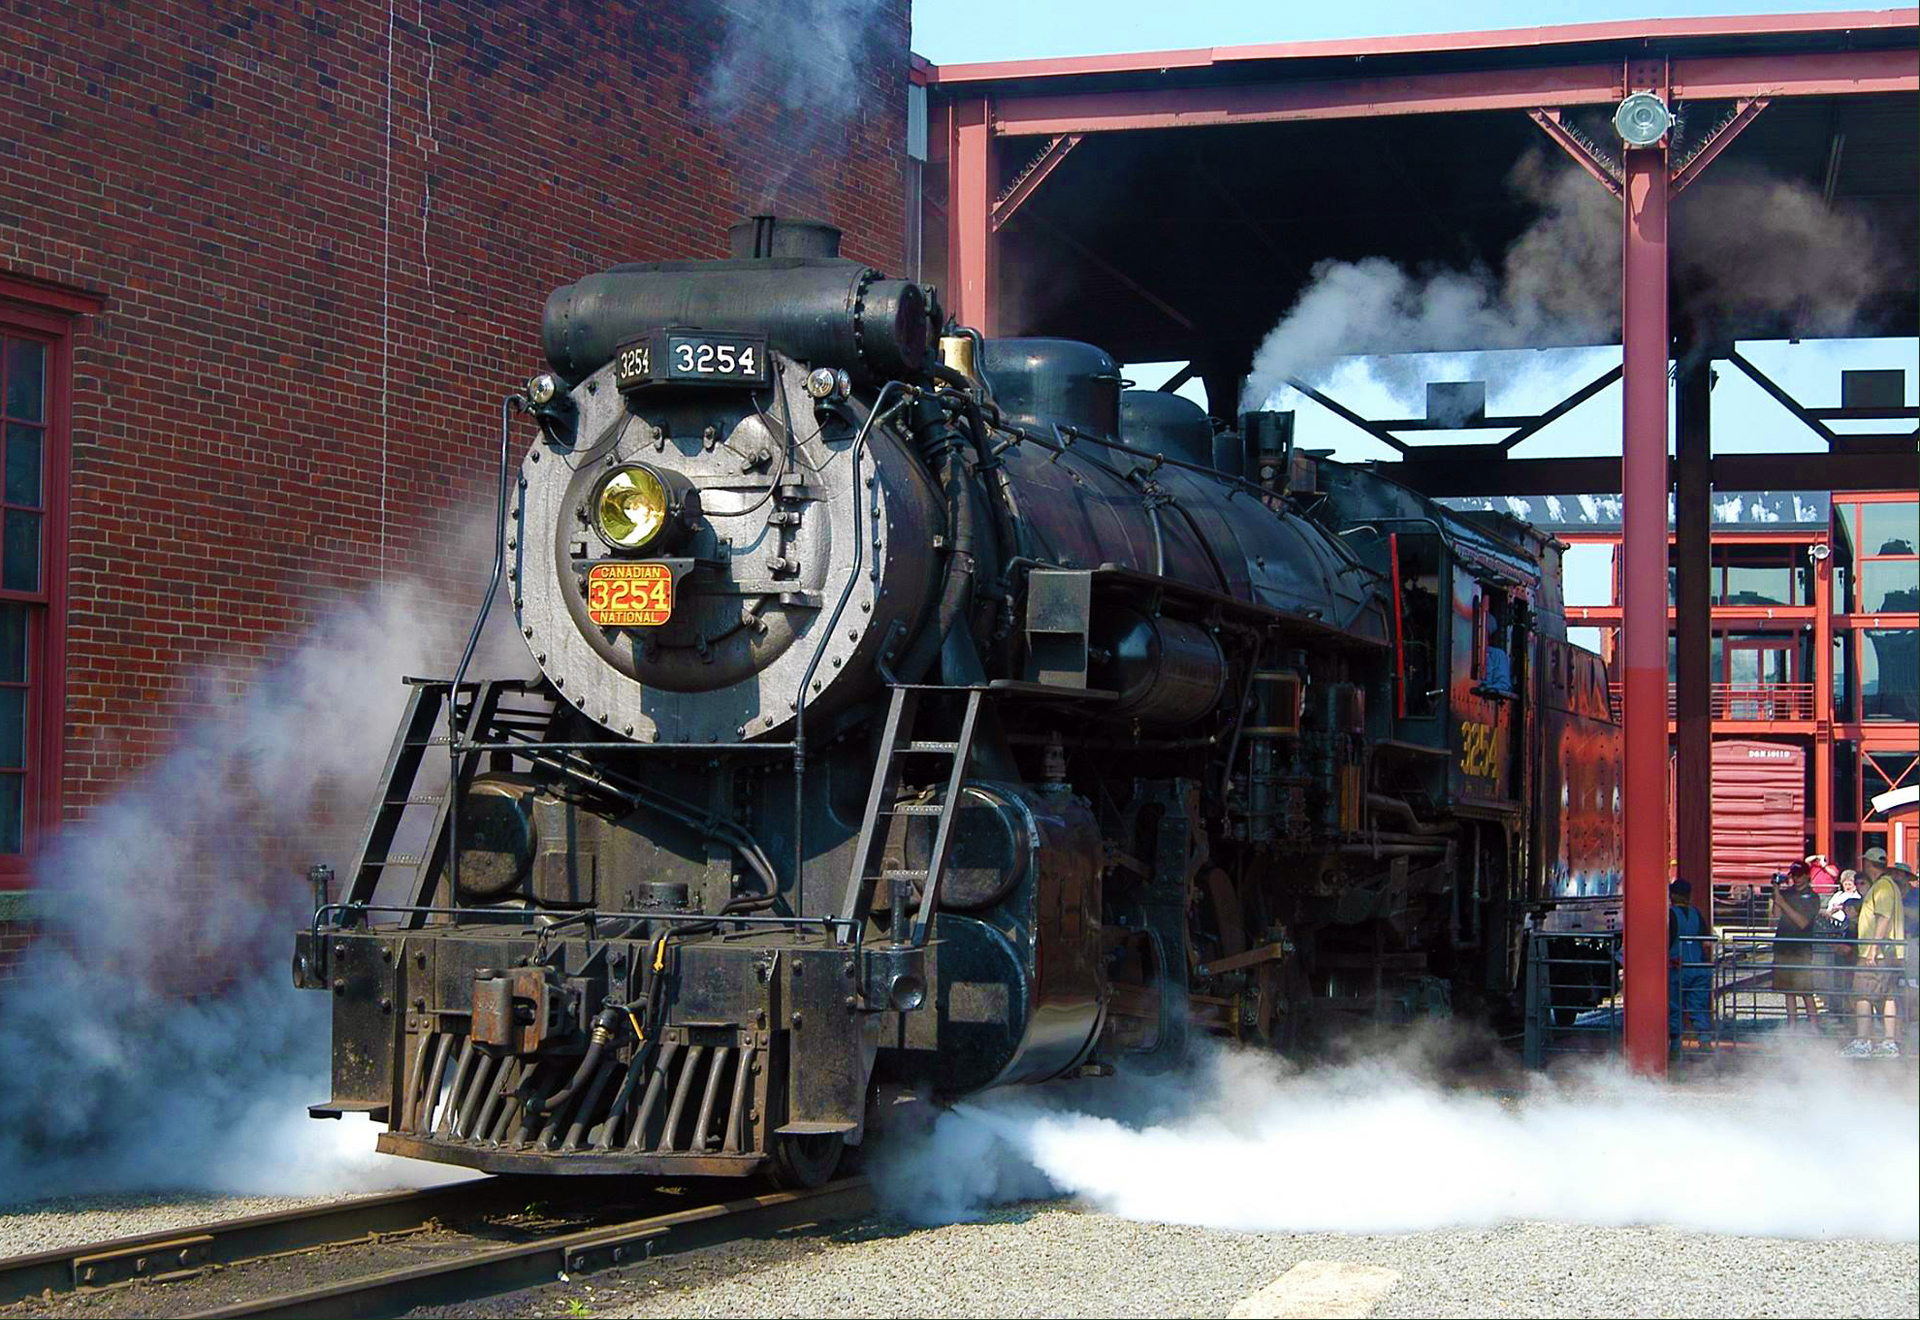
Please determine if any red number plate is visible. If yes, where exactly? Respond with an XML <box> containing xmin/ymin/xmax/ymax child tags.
<box><xmin>585</xmin><ymin>562</ymin><xmax>673</xmax><ymax>627</ymax></box>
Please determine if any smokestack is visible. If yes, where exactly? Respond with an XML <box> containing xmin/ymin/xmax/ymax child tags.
<box><xmin>728</xmin><ymin>215</ymin><xmax>843</xmax><ymax>260</ymax></box>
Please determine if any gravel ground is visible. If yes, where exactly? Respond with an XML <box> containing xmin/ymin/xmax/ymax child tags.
<box><xmin>424</xmin><ymin>1201</ymin><xmax>1920</xmax><ymax>1320</ymax></box>
<box><xmin>0</xmin><ymin>1188</ymin><xmax>411</xmax><ymax>1259</ymax></box>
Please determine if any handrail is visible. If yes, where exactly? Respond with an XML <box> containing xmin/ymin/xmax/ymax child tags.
<box><xmin>1606</xmin><ymin>680</ymin><xmax>1817</xmax><ymax>720</ymax></box>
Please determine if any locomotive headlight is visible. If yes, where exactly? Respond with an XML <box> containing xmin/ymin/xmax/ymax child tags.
<box><xmin>593</xmin><ymin>465</ymin><xmax>670</xmax><ymax>551</ymax></box>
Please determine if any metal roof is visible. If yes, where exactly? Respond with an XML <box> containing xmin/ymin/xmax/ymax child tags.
<box><xmin>922</xmin><ymin>10</ymin><xmax>1918</xmax><ymax>87</ymax></box>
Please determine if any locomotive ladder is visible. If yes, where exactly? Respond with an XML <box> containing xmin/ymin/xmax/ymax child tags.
<box><xmin>344</xmin><ymin>679</ymin><xmax>508</xmax><ymax>926</ymax></box>
<box><xmin>838</xmin><ymin>685</ymin><xmax>984</xmax><ymax>947</ymax></box>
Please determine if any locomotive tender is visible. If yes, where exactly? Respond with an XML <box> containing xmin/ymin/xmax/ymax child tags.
<box><xmin>294</xmin><ymin>218</ymin><xmax>1621</xmax><ymax>1185</ymax></box>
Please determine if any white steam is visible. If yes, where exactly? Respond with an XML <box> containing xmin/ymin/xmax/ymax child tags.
<box><xmin>1241</xmin><ymin>153</ymin><xmax>1899</xmax><ymax>413</ymax></box>
<box><xmin>705</xmin><ymin>0</ymin><xmax>892</xmax><ymax>125</ymax></box>
<box><xmin>703</xmin><ymin>0</ymin><xmax>897</xmax><ymax>213</ymax></box>
<box><xmin>0</xmin><ymin>580</ymin><xmax>522</xmax><ymax>1203</ymax></box>
<box><xmin>874</xmin><ymin>1044</ymin><xmax>1919</xmax><ymax>1240</ymax></box>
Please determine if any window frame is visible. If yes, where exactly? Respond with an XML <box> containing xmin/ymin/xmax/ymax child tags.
<box><xmin>0</xmin><ymin>277</ymin><xmax>84</xmax><ymax>884</ymax></box>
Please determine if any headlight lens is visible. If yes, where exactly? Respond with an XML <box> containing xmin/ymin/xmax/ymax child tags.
<box><xmin>595</xmin><ymin>466</ymin><xmax>668</xmax><ymax>550</ymax></box>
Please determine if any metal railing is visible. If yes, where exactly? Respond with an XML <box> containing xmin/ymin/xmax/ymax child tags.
<box><xmin>1523</xmin><ymin>926</ymin><xmax>1918</xmax><ymax>1066</ymax></box>
<box><xmin>1605</xmin><ymin>681</ymin><xmax>1816</xmax><ymax>721</ymax></box>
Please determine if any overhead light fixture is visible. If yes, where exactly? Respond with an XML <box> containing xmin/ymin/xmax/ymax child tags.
<box><xmin>1613</xmin><ymin>92</ymin><xmax>1673</xmax><ymax>147</ymax></box>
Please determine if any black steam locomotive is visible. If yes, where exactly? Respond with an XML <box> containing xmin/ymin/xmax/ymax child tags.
<box><xmin>294</xmin><ymin>218</ymin><xmax>1621</xmax><ymax>1185</ymax></box>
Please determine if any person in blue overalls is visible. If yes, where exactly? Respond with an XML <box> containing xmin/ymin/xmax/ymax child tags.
<box><xmin>1668</xmin><ymin>878</ymin><xmax>1715</xmax><ymax>1050</ymax></box>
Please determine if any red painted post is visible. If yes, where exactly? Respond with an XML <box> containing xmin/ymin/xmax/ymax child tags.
<box><xmin>948</xmin><ymin>96</ymin><xmax>998</xmax><ymax>335</ymax></box>
<box><xmin>1621</xmin><ymin>143</ymin><xmax>1672</xmax><ymax>1077</ymax></box>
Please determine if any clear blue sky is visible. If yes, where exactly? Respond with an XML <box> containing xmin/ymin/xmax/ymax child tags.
<box><xmin>912</xmin><ymin>0</ymin><xmax>1896</xmax><ymax>63</ymax></box>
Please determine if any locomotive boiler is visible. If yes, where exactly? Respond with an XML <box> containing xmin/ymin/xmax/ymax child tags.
<box><xmin>294</xmin><ymin>217</ymin><xmax>1622</xmax><ymax>1185</ymax></box>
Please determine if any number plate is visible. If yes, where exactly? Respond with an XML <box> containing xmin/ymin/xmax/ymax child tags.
<box><xmin>612</xmin><ymin>332</ymin><xmax>768</xmax><ymax>391</ymax></box>
<box><xmin>585</xmin><ymin>562</ymin><xmax>673</xmax><ymax>628</ymax></box>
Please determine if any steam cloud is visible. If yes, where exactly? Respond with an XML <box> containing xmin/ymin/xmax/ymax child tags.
<box><xmin>704</xmin><ymin>0</ymin><xmax>892</xmax><ymax>125</ymax></box>
<box><xmin>1241</xmin><ymin>152</ymin><xmax>1899</xmax><ymax>412</ymax></box>
<box><xmin>0</xmin><ymin>577</ymin><xmax>522</xmax><ymax>1203</ymax></box>
<box><xmin>873</xmin><ymin>1042</ymin><xmax>1919</xmax><ymax>1240</ymax></box>
<box><xmin>703</xmin><ymin>0</ymin><xmax>895</xmax><ymax>212</ymax></box>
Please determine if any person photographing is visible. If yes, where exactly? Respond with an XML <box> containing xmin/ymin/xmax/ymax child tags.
<box><xmin>1771</xmin><ymin>862</ymin><xmax>1821</xmax><ymax>1030</ymax></box>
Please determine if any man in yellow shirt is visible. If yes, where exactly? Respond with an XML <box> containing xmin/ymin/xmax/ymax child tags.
<box><xmin>1846</xmin><ymin>847</ymin><xmax>1905</xmax><ymax>1058</ymax></box>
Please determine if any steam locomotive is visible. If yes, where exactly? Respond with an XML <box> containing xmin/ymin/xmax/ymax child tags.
<box><xmin>294</xmin><ymin>217</ymin><xmax>1621</xmax><ymax>1185</ymax></box>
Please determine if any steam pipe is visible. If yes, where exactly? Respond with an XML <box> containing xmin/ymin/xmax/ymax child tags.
<box><xmin>529</xmin><ymin>1005</ymin><xmax>624</xmax><ymax>1114</ymax></box>
<box><xmin>1366</xmin><ymin>793</ymin><xmax>1457</xmax><ymax>836</ymax></box>
<box><xmin>795</xmin><ymin>383</ymin><xmax>910</xmax><ymax>911</ymax></box>
<box><xmin>447</xmin><ymin>394</ymin><xmax>525</xmax><ymax>908</ymax></box>
<box><xmin>899</xmin><ymin>403</ymin><xmax>981</xmax><ymax>683</ymax></box>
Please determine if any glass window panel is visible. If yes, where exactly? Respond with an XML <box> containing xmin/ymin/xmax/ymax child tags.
<box><xmin>0</xmin><ymin>687</ymin><xmax>24</xmax><ymax>770</ymax></box>
<box><xmin>1722</xmin><ymin>566</ymin><xmax>1792</xmax><ymax>605</ymax></box>
<box><xmin>4</xmin><ymin>423</ymin><xmax>41</xmax><ymax>508</ymax></box>
<box><xmin>1860</xmin><ymin>501</ymin><xmax>1919</xmax><ymax>556</ymax></box>
<box><xmin>1832</xmin><ymin>564</ymin><xmax>1850</xmax><ymax>614</ymax></box>
<box><xmin>0</xmin><ymin>604</ymin><xmax>24</xmax><ymax>683</ymax></box>
<box><xmin>1861</xmin><ymin>627</ymin><xmax>1918</xmax><ymax>721</ymax></box>
<box><xmin>0</xmin><ymin>774</ymin><xmax>19</xmax><ymax>854</ymax></box>
<box><xmin>1</xmin><ymin>510</ymin><xmax>39</xmax><ymax>593</ymax></box>
<box><xmin>1834</xmin><ymin>740</ymin><xmax>1856</xmax><ymax>818</ymax></box>
<box><xmin>4</xmin><ymin>339</ymin><xmax>44</xmax><ymax>424</ymax></box>
<box><xmin>1860</xmin><ymin>561</ymin><xmax>1920</xmax><ymax>613</ymax></box>
<box><xmin>1562</xmin><ymin>545</ymin><xmax>1614</xmax><ymax>607</ymax></box>
<box><xmin>1832</xmin><ymin>634</ymin><xmax>1852</xmax><ymax>720</ymax></box>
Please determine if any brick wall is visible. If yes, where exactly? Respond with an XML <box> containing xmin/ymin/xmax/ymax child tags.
<box><xmin>0</xmin><ymin>0</ymin><xmax>912</xmax><ymax>834</ymax></box>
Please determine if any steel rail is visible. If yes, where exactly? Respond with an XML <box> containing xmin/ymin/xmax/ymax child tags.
<box><xmin>0</xmin><ymin>1176</ymin><xmax>545</xmax><ymax>1306</ymax></box>
<box><xmin>184</xmin><ymin>1178</ymin><xmax>871</xmax><ymax>1320</ymax></box>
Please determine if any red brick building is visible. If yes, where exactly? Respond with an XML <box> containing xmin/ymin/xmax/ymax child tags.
<box><xmin>0</xmin><ymin>0</ymin><xmax>913</xmax><ymax>965</ymax></box>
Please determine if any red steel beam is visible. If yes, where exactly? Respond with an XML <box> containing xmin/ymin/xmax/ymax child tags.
<box><xmin>1813</xmin><ymin>527</ymin><xmax>1836</xmax><ymax>861</ymax></box>
<box><xmin>949</xmin><ymin>96</ymin><xmax>998</xmax><ymax>335</ymax></box>
<box><xmin>1671</xmin><ymin>49</ymin><xmax>1918</xmax><ymax>100</ymax></box>
<box><xmin>992</xmin><ymin>134</ymin><xmax>1083</xmax><ymax>232</ymax></box>
<box><xmin>990</xmin><ymin>65</ymin><xmax>1621</xmax><ymax>135</ymax></box>
<box><xmin>1670</xmin><ymin>98</ymin><xmax>1769</xmax><ymax>195</ymax></box>
<box><xmin>1620</xmin><ymin>138</ymin><xmax>1671</xmax><ymax>1077</ymax></box>
<box><xmin>984</xmin><ymin>49</ymin><xmax>1915</xmax><ymax>138</ymax></box>
<box><xmin>1527</xmin><ymin>109</ymin><xmax>1623</xmax><ymax>197</ymax></box>
<box><xmin>1381</xmin><ymin>449</ymin><xmax>1920</xmax><ymax>497</ymax></box>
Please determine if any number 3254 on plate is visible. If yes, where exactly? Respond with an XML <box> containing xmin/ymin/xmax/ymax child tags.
<box><xmin>586</xmin><ymin>562</ymin><xmax>673</xmax><ymax>627</ymax></box>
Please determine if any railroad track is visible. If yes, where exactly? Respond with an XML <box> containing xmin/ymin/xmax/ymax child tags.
<box><xmin>0</xmin><ymin>1176</ymin><xmax>871</xmax><ymax>1319</ymax></box>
